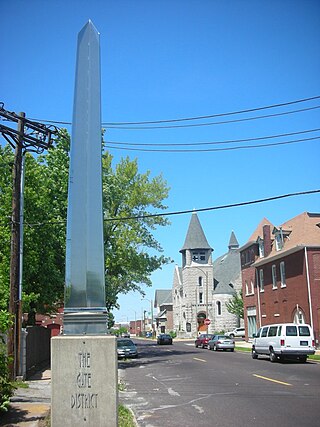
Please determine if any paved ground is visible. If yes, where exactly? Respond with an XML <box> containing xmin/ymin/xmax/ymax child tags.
<box><xmin>1</xmin><ymin>340</ymin><xmax>318</xmax><ymax>426</ymax></box>
<box><xmin>0</xmin><ymin>369</ymin><xmax>51</xmax><ymax>427</ymax></box>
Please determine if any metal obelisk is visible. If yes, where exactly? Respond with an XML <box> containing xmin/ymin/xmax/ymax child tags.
<box><xmin>63</xmin><ymin>20</ymin><xmax>108</xmax><ymax>334</ymax></box>
<box><xmin>51</xmin><ymin>21</ymin><xmax>118</xmax><ymax>427</ymax></box>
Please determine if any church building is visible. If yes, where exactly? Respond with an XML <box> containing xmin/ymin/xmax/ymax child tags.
<box><xmin>172</xmin><ymin>212</ymin><xmax>242</xmax><ymax>337</ymax></box>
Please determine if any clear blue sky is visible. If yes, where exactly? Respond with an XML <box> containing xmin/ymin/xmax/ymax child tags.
<box><xmin>1</xmin><ymin>1</ymin><xmax>320</xmax><ymax>324</ymax></box>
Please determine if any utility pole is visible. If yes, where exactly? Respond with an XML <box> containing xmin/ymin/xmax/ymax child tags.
<box><xmin>0</xmin><ymin>103</ymin><xmax>57</xmax><ymax>379</ymax></box>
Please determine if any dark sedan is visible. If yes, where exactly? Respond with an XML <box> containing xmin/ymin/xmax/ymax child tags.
<box><xmin>157</xmin><ymin>334</ymin><xmax>173</xmax><ymax>345</ymax></box>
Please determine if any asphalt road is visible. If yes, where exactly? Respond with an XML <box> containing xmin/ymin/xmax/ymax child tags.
<box><xmin>119</xmin><ymin>339</ymin><xmax>320</xmax><ymax>427</ymax></box>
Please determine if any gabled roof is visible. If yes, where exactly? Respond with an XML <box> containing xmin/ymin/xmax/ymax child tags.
<box><xmin>154</xmin><ymin>289</ymin><xmax>172</xmax><ymax>307</ymax></box>
<box><xmin>213</xmin><ymin>246</ymin><xmax>240</xmax><ymax>295</ymax></box>
<box><xmin>180</xmin><ymin>212</ymin><xmax>212</xmax><ymax>252</ymax></box>
<box><xmin>247</xmin><ymin>217</ymin><xmax>274</xmax><ymax>242</ymax></box>
<box><xmin>255</xmin><ymin>212</ymin><xmax>320</xmax><ymax>265</ymax></box>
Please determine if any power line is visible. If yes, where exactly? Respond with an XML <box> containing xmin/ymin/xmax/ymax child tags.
<box><xmin>107</xmin><ymin>135</ymin><xmax>320</xmax><ymax>153</ymax></box>
<box><xmin>24</xmin><ymin>95</ymin><xmax>320</xmax><ymax>127</ymax></box>
<box><xmin>107</xmin><ymin>189</ymin><xmax>320</xmax><ymax>221</ymax></box>
<box><xmin>104</xmin><ymin>105</ymin><xmax>320</xmax><ymax>130</ymax></box>
<box><xmin>106</xmin><ymin>127</ymin><xmax>320</xmax><ymax>147</ymax></box>
<box><xmin>3</xmin><ymin>189</ymin><xmax>319</xmax><ymax>227</ymax></box>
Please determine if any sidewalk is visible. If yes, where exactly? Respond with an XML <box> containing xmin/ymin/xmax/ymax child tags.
<box><xmin>0</xmin><ymin>369</ymin><xmax>51</xmax><ymax>427</ymax></box>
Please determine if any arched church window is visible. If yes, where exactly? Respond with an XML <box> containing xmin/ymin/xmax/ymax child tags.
<box><xmin>216</xmin><ymin>301</ymin><xmax>222</xmax><ymax>316</ymax></box>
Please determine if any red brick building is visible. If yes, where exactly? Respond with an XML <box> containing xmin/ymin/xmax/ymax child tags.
<box><xmin>240</xmin><ymin>212</ymin><xmax>320</xmax><ymax>346</ymax></box>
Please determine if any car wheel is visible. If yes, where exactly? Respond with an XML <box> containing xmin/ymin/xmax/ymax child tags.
<box><xmin>269</xmin><ymin>348</ymin><xmax>277</xmax><ymax>363</ymax></box>
<box><xmin>230</xmin><ymin>348</ymin><xmax>234</xmax><ymax>352</ymax></box>
<box><xmin>299</xmin><ymin>356</ymin><xmax>307</xmax><ymax>363</ymax></box>
<box><xmin>230</xmin><ymin>334</ymin><xmax>234</xmax><ymax>338</ymax></box>
<box><xmin>195</xmin><ymin>344</ymin><xmax>198</xmax><ymax>348</ymax></box>
<box><xmin>213</xmin><ymin>344</ymin><xmax>217</xmax><ymax>351</ymax></box>
<box><xmin>252</xmin><ymin>348</ymin><xmax>258</xmax><ymax>359</ymax></box>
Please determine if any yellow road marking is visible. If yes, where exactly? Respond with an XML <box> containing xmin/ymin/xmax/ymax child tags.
<box><xmin>253</xmin><ymin>374</ymin><xmax>292</xmax><ymax>386</ymax></box>
<box><xmin>193</xmin><ymin>357</ymin><xmax>207</xmax><ymax>363</ymax></box>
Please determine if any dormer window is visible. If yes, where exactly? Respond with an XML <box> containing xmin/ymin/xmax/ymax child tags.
<box><xmin>257</xmin><ymin>237</ymin><xmax>264</xmax><ymax>258</ymax></box>
<box><xmin>275</xmin><ymin>233</ymin><xmax>283</xmax><ymax>251</ymax></box>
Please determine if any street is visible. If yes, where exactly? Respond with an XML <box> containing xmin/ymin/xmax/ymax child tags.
<box><xmin>119</xmin><ymin>339</ymin><xmax>320</xmax><ymax>427</ymax></box>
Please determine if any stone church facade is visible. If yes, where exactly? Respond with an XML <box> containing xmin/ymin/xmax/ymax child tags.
<box><xmin>172</xmin><ymin>212</ymin><xmax>242</xmax><ymax>338</ymax></box>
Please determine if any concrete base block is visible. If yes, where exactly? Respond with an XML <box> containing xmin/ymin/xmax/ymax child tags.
<box><xmin>51</xmin><ymin>335</ymin><xmax>118</xmax><ymax>427</ymax></box>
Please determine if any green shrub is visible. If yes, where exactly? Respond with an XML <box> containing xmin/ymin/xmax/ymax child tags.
<box><xmin>0</xmin><ymin>310</ymin><xmax>14</xmax><ymax>412</ymax></box>
<box><xmin>169</xmin><ymin>330</ymin><xmax>177</xmax><ymax>338</ymax></box>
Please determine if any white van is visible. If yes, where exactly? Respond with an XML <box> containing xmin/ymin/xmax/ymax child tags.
<box><xmin>252</xmin><ymin>323</ymin><xmax>315</xmax><ymax>363</ymax></box>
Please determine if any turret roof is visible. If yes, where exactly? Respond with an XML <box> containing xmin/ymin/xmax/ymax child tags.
<box><xmin>180</xmin><ymin>212</ymin><xmax>213</xmax><ymax>252</ymax></box>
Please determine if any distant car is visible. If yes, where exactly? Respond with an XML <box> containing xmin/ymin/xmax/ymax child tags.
<box><xmin>145</xmin><ymin>331</ymin><xmax>152</xmax><ymax>338</ymax></box>
<box><xmin>226</xmin><ymin>327</ymin><xmax>245</xmax><ymax>338</ymax></box>
<box><xmin>121</xmin><ymin>332</ymin><xmax>130</xmax><ymax>338</ymax></box>
<box><xmin>195</xmin><ymin>334</ymin><xmax>215</xmax><ymax>348</ymax></box>
<box><xmin>157</xmin><ymin>334</ymin><xmax>173</xmax><ymax>345</ymax></box>
<box><xmin>117</xmin><ymin>338</ymin><xmax>138</xmax><ymax>358</ymax></box>
<box><xmin>208</xmin><ymin>335</ymin><xmax>235</xmax><ymax>352</ymax></box>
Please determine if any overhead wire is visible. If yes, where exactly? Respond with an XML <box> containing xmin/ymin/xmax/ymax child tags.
<box><xmin>24</xmin><ymin>95</ymin><xmax>320</xmax><ymax>128</ymax></box>
<box><xmin>106</xmin><ymin>127</ymin><xmax>320</xmax><ymax>147</ymax></box>
<box><xmin>107</xmin><ymin>135</ymin><xmax>320</xmax><ymax>153</ymax></box>
<box><xmin>0</xmin><ymin>189</ymin><xmax>318</xmax><ymax>228</ymax></box>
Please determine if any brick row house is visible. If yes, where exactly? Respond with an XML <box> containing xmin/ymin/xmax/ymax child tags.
<box><xmin>241</xmin><ymin>212</ymin><xmax>320</xmax><ymax>346</ymax></box>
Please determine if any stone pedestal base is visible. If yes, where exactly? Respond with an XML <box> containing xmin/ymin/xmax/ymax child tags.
<box><xmin>51</xmin><ymin>335</ymin><xmax>118</xmax><ymax>427</ymax></box>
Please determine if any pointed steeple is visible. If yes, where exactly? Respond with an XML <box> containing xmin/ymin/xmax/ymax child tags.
<box><xmin>228</xmin><ymin>230</ymin><xmax>239</xmax><ymax>251</ymax></box>
<box><xmin>180</xmin><ymin>212</ymin><xmax>212</xmax><ymax>252</ymax></box>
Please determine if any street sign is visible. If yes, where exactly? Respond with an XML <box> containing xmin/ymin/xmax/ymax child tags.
<box><xmin>204</xmin><ymin>318</ymin><xmax>211</xmax><ymax>326</ymax></box>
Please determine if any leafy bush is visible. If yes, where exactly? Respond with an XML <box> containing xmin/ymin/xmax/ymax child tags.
<box><xmin>169</xmin><ymin>330</ymin><xmax>177</xmax><ymax>338</ymax></box>
<box><xmin>0</xmin><ymin>310</ymin><xmax>14</xmax><ymax>412</ymax></box>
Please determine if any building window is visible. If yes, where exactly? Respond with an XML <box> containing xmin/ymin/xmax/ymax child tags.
<box><xmin>192</xmin><ymin>251</ymin><xmax>199</xmax><ymax>261</ymax></box>
<box><xmin>216</xmin><ymin>301</ymin><xmax>222</xmax><ymax>316</ymax></box>
<box><xmin>199</xmin><ymin>292</ymin><xmax>203</xmax><ymax>304</ymax></box>
<box><xmin>280</xmin><ymin>261</ymin><xmax>286</xmax><ymax>287</ymax></box>
<box><xmin>200</xmin><ymin>252</ymin><xmax>206</xmax><ymax>261</ymax></box>
<box><xmin>259</xmin><ymin>269</ymin><xmax>264</xmax><ymax>292</ymax></box>
<box><xmin>258</xmin><ymin>238</ymin><xmax>264</xmax><ymax>258</ymax></box>
<box><xmin>245</xmin><ymin>281</ymin><xmax>249</xmax><ymax>295</ymax></box>
<box><xmin>198</xmin><ymin>276</ymin><xmax>203</xmax><ymax>286</ymax></box>
<box><xmin>250</xmin><ymin>280</ymin><xmax>254</xmax><ymax>294</ymax></box>
<box><xmin>293</xmin><ymin>307</ymin><xmax>305</xmax><ymax>324</ymax></box>
<box><xmin>275</xmin><ymin>233</ymin><xmax>283</xmax><ymax>251</ymax></box>
<box><xmin>272</xmin><ymin>265</ymin><xmax>277</xmax><ymax>289</ymax></box>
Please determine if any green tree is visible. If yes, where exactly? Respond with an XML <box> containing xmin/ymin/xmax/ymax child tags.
<box><xmin>225</xmin><ymin>291</ymin><xmax>244</xmax><ymax>319</ymax></box>
<box><xmin>103</xmin><ymin>153</ymin><xmax>171</xmax><ymax>310</ymax></box>
<box><xmin>0</xmin><ymin>130</ymin><xmax>171</xmax><ymax>315</ymax></box>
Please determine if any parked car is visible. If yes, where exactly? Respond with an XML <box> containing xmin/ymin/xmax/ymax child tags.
<box><xmin>157</xmin><ymin>334</ymin><xmax>173</xmax><ymax>345</ymax></box>
<box><xmin>145</xmin><ymin>331</ymin><xmax>152</xmax><ymax>338</ymax></box>
<box><xmin>226</xmin><ymin>327</ymin><xmax>245</xmax><ymax>338</ymax></box>
<box><xmin>195</xmin><ymin>334</ymin><xmax>215</xmax><ymax>348</ymax></box>
<box><xmin>117</xmin><ymin>338</ymin><xmax>138</xmax><ymax>358</ymax></box>
<box><xmin>208</xmin><ymin>335</ymin><xmax>235</xmax><ymax>351</ymax></box>
<box><xmin>252</xmin><ymin>323</ymin><xmax>315</xmax><ymax>363</ymax></box>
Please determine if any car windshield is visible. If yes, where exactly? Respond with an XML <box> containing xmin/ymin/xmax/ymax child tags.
<box><xmin>217</xmin><ymin>335</ymin><xmax>229</xmax><ymax>339</ymax></box>
<box><xmin>117</xmin><ymin>340</ymin><xmax>134</xmax><ymax>347</ymax></box>
<box><xmin>161</xmin><ymin>335</ymin><xmax>171</xmax><ymax>338</ymax></box>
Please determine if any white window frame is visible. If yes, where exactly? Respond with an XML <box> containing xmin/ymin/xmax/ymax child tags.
<box><xmin>280</xmin><ymin>261</ymin><xmax>286</xmax><ymax>287</ymax></box>
<box><xmin>245</xmin><ymin>281</ymin><xmax>249</xmax><ymax>295</ymax></box>
<box><xmin>259</xmin><ymin>269</ymin><xmax>264</xmax><ymax>292</ymax></box>
<box><xmin>199</xmin><ymin>292</ymin><xmax>203</xmax><ymax>304</ymax></box>
<box><xmin>272</xmin><ymin>264</ymin><xmax>277</xmax><ymax>289</ymax></box>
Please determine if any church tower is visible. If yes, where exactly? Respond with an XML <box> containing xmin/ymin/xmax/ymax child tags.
<box><xmin>173</xmin><ymin>212</ymin><xmax>214</xmax><ymax>336</ymax></box>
